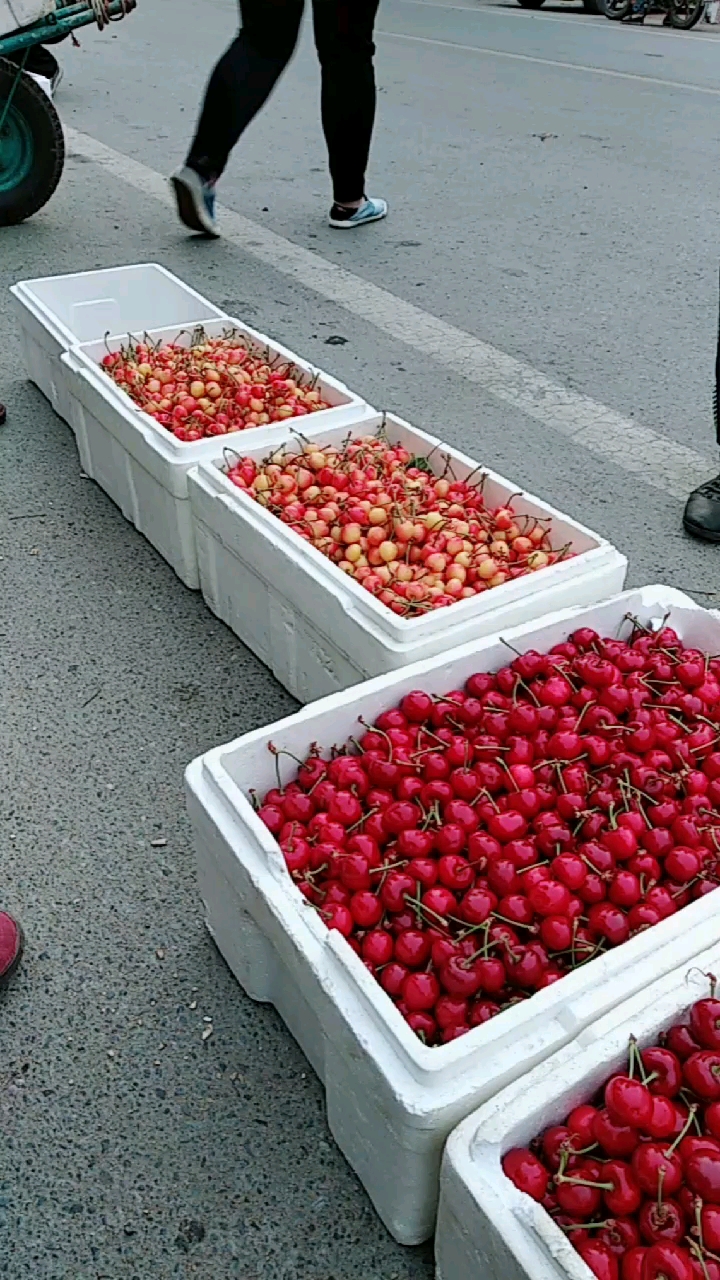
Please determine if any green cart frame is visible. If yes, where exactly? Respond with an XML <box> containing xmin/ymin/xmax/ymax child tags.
<box><xmin>0</xmin><ymin>0</ymin><xmax>135</xmax><ymax>225</ymax></box>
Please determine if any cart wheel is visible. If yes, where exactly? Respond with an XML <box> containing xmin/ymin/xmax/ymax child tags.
<box><xmin>0</xmin><ymin>57</ymin><xmax>64</xmax><ymax>226</ymax></box>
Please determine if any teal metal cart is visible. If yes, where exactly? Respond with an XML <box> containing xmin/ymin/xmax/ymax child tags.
<box><xmin>0</xmin><ymin>0</ymin><xmax>135</xmax><ymax>225</ymax></box>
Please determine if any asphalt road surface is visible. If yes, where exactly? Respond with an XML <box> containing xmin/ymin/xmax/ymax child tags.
<box><xmin>2</xmin><ymin>2</ymin><xmax>720</xmax><ymax>1277</ymax></box>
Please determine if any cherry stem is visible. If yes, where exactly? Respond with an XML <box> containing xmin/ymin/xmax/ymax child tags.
<box><xmin>666</xmin><ymin>1104</ymin><xmax>698</xmax><ymax>1157</ymax></box>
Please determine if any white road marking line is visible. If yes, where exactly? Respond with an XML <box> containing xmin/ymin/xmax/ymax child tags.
<box><xmin>65</xmin><ymin>126</ymin><xmax>712</xmax><ymax>501</ymax></box>
<box><xmin>378</xmin><ymin>28</ymin><xmax>720</xmax><ymax>93</ymax></box>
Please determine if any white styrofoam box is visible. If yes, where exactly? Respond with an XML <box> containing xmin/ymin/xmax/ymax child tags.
<box><xmin>188</xmin><ymin>412</ymin><xmax>627</xmax><ymax>702</ymax></box>
<box><xmin>59</xmin><ymin>319</ymin><xmax>373</xmax><ymax>589</ymax></box>
<box><xmin>0</xmin><ymin>0</ymin><xmax>53</xmax><ymax>38</ymax></box>
<box><xmin>10</xmin><ymin>264</ymin><xmax>227</xmax><ymax>428</ymax></box>
<box><xmin>436</xmin><ymin>943</ymin><xmax>720</xmax><ymax>1280</ymax></box>
<box><xmin>185</xmin><ymin>584</ymin><xmax>720</xmax><ymax>1246</ymax></box>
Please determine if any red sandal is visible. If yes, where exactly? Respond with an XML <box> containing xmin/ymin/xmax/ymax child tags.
<box><xmin>0</xmin><ymin>912</ymin><xmax>24</xmax><ymax>985</ymax></box>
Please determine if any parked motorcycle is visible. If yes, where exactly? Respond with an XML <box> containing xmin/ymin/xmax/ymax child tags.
<box><xmin>600</xmin><ymin>0</ymin><xmax>705</xmax><ymax>26</ymax></box>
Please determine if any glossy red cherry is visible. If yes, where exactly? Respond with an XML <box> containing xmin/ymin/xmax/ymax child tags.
<box><xmin>686</xmin><ymin>1149</ymin><xmax>720</xmax><ymax>1203</ymax></box>
<box><xmin>631</xmin><ymin>1143</ymin><xmax>682</xmax><ymax>1197</ymax></box>
<box><xmin>690</xmin><ymin>998</ymin><xmax>720</xmax><ymax>1051</ymax></box>
<box><xmin>642</xmin><ymin>1243</ymin><xmax>694</xmax><ymax>1280</ymax></box>
<box><xmin>574</xmin><ymin>1239</ymin><xmax>619</xmax><ymax>1280</ymax></box>
<box><xmin>605</xmin><ymin>1076</ymin><xmax>654</xmax><ymax>1130</ymax></box>
<box><xmin>638</xmin><ymin>1199</ymin><xmax>686</xmax><ymax>1246</ymax></box>
<box><xmin>502</xmin><ymin>1148</ymin><xmax>549</xmax><ymax>1201</ymax></box>
<box><xmin>683</xmin><ymin>1051</ymin><xmax>720</xmax><ymax>1101</ymax></box>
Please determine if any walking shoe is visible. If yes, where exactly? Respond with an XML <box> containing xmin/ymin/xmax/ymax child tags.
<box><xmin>328</xmin><ymin>197</ymin><xmax>388</xmax><ymax>230</ymax></box>
<box><xmin>684</xmin><ymin>474</ymin><xmax>720</xmax><ymax>543</ymax></box>
<box><xmin>170</xmin><ymin>166</ymin><xmax>219</xmax><ymax>237</ymax></box>
<box><xmin>0</xmin><ymin>911</ymin><xmax>24</xmax><ymax>985</ymax></box>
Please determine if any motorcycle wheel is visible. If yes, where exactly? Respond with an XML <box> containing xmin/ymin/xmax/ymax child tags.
<box><xmin>668</xmin><ymin>0</ymin><xmax>704</xmax><ymax>24</ymax></box>
<box><xmin>600</xmin><ymin>0</ymin><xmax>632</xmax><ymax>16</ymax></box>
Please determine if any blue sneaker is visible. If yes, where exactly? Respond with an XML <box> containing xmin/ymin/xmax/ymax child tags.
<box><xmin>170</xmin><ymin>166</ymin><xmax>219</xmax><ymax>237</ymax></box>
<box><xmin>328</xmin><ymin>197</ymin><xmax>388</xmax><ymax>230</ymax></box>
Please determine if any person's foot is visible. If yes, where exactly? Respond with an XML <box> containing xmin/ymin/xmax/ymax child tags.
<box><xmin>683</xmin><ymin>473</ymin><xmax>720</xmax><ymax>542</ymax></box>
<box><xmin>170</xmin><ymin>166</ymin><xmax>219</xmax><ymax>237</ymax></box>
<box><xmin>0</xmin><ymin>911</ymin><xmax>24</xmax><ymax>985</ymax></box>
<box><xmin>328</xmin><ymin>197</ymin><xmax>388</xmax><ymax>230</ymax></box>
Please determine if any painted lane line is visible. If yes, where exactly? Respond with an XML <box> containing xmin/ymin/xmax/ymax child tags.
<box><xmin>65</xmin><ymin>126</ymin><xmax>713</xmax><ymax>501</ymax></box>
<box><xmin>378</xmin><ymin>27</ymin><xmax>720</xmax><ymax>94</ymax></box>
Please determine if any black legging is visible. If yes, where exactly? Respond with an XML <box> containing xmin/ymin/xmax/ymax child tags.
<box><xmin>186</xmin><ymin>0</ymin><xmax>380</xmax><ymax>204</ymax></box>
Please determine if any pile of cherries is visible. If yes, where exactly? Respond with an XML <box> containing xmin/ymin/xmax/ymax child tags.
<box><xmin>100</xmin><ymin>329</ymin><xmax>330</xmax><ymax>440</ymax></box>
<box><xmin>226</xmin><ymin>430</ymin><xmax>572</xmax><ymax>618</ymax></box>
<box><xmin>504</xmin><ymin>990</ymin><xmax>720</xmax><ymax>1280</ymax></box>
<box><xmin>254</xmin><ymin>618</ymin><xmax>720</xmax><ymax>1049</ymax></box>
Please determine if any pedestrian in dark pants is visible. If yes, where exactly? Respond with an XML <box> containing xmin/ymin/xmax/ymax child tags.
<box><xmin>171</xmin><ymin>0</ymin><xmax>387</xmax><ymax>238</ymax></box>
<box><xmin>684</xmin><ymin>267</ymin><xmax>720</xmax><ymax>542</ymax></box>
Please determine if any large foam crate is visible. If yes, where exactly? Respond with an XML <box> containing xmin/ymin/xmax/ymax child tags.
<box><xmin>435</xmin><ymin>941</ymin><xmax>720</xmax><ymax>1280</ymax></box>
<box><xmin>10</xmin><ymin>264</ymin><xmax>227</xmax><ymax>428</ymax></box>
<box><xmin>59</xmin><ymin>319</ymin><xmax>373</xmax><ymax>589</ymax></box>
<box><xmin>185</xmin><ymin>584</ymin><xmax>720</xmax><ymax>1246</ymax></box>
<box><xmin>187</xmin><ymin>413</ymin><xmax>627</xmax><ymax>702</ymax></box>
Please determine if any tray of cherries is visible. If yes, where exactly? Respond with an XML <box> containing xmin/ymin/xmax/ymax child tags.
<box><xmin>503</xmin><ymin>985</ymin><xmax>720</xmax><ymax>1280</ymax></box>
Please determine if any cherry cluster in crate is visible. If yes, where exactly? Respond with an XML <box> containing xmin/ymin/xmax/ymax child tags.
<box><xmin>504</xmin><ymin>991</ymin><xmax>720</xmax><ymax>1280</ymax></box>
<box><xmin>225</xmin><ymin>431</ymin><xmax>573</xmax><ymax>619</ymax></box>
<box><xmin>254</xmin><ymin>619</ymin><xmax>720</xmax><ymax>1047</ymax></box>
<box><xmin>100</xmin><ymin>329</ymin><xmax>331</xmax><ymax>439</ymax></box>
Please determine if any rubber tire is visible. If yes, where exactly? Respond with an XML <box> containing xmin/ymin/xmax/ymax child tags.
<box><xmin>600</xmin><ymin>0</ymin><xmax>631</xmax><ymax>16</ymax></box>
<box><xmin>0</xmin><ymin>58</ymin><xmax>64</xmax><ymax>226</ymax></box>
<box><xmin>668</xmin><ymin>0</ymin><xmax>704</xmax><ymax>24</ymax></box>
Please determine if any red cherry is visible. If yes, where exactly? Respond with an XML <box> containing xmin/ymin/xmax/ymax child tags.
<box><xmin>593</xmin><ymin>1110</ymin><xmax>639</xmax><ymax>1158</ymax></box>
<box><xmin>706</xmin><ymin>1102</ymin><xmax>720</xmax><ymax>1140</ymax></box>
<box><xmin>690</xmin><ymin>999</ymin><xmax>720</xmax><ymax>1051</ymax></box>
<box><xmin>606</xmin><ymin>1075</ymin><xmax>654</xmax><ymax>1129</ymax></box>
<box><xmin>555</xmin><ymin>1159</ymin><xmax>605</xmax><ymax>1218</ymax></box>
<box><xmin>686</xmin><ymin>1149</ymin><xmax>720</xmax><ymax>1203</ymax></box>
<box><xmin>604</xmin><ymin>1159</ymin><xmax>643</xmax><ymax>1216</ymax></box>
<box><xmin>434</xmin><ymin>995</ymin><xmax>469</xmax><ymax>1030</ymax></box>
<box><xmin>683</xmin><ymin>1051</ymin><xmax>720</xmax><ymax>1101</ymax></box>
<box><xmin>568</xmin><ymin>1105</ymin><xmax>600</xmax><ymax>1146</ymax></box>
<box><xmin>641</xmin><ymin>1046</ymin><xmax>682</xmax><ymax>1097</ymax></box>
<box><xmin>642</xmin><ymin>1243</ymin><xmax>694</xmax><ymax>1280</ymax></box>
<box><xmin>361</xmin><ymin>930</ymin><xmax>394</xmax><ymax>966</ymax></box>
<box><xmin>575</xmin><ymin>1240</ymin><xmax>619</xmax><ymax>1280</ymax></box>
<box><xmin>665</xmin><ymin>1024</ymin><xmax>701</xmax><ymax>1061</ymax></box>
<box><xmin>440</xmin><ymin>955</ymin><xmax>482</xmax><ymax>998</ymax></box>
<box><xmin>631</xmin><ymin>1143</ymin><xmax>682</xmax><ymax>1197</ymax></box>
<box><xmin>402</xmin><ymin>971</ymin><xmax>440</xmax><ymax>1012</ymax></box>
<box><xmin>646</xmin><ymin>1096</ymin><xmax>682</xmax><ymax>1140</ymax></box>
<box><xmin>621</xmin><ymin>1248</ymin><xmax>648</xmax><ymax>1280</ymax></box>
<box><xmin>701</xmin><ymin>1205</ymin><xmax>720</xmax><ymax>1253</ymax></box>
<box><xmin>394</xmin><ymin>929</ymin><xmax>432</xmax><ymax>969</ymax></box>
<box><xmin>501</xmin><ymin>1148</ymin><xmax>549</xmax><ymax>1201</ymax></box>
<box><xmin>380</xmin><ymin>961</ymin><xmax>409</xmax><ymax>997</ymax></box>
<box><xmin>324</xmin><ymin>903</ymin><xmax>353</xmax><ymax>936</ymax></box>
<box><xmin>638</xmin><ymin>1198</ymin><xmax>686</xmax><ymax>1245</ymax></box>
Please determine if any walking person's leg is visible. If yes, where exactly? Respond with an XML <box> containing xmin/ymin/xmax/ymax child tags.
<box><xmin>312</xmin><ymin>0</ymin><xmax>387</xmax><ymax>229</ymax></box>
<box><xmin>683</xmin><ymin>264</ymin><xmax>720</xmax><ymax>542</ymax></box>
<box><xmin>172</xmin><ymin>0</ymin><xmax>304</xmax><ymax>236</ymax></box>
